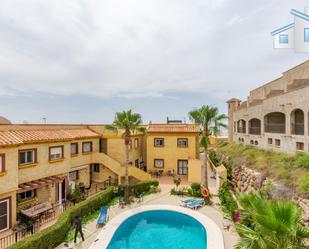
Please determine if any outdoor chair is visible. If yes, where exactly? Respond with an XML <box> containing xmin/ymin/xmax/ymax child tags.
<box><xmin>180</xmin><ymin>199</ymin><xmax>195</xmax><ymax>207</ymax></box>
<box><xmin>119</xmin><ymin>198</ymin><xmax>126</xmax><ymax>208</ymax></box>
<box><xmin>135</xmin><ymin>192</ymin><xmax>143</xmax><ymax>202</ymax></box>
<box><xmin>97</xmin><ymin>206</ymin><xmax>109</xmax><ymax>227</ymax></box>
<box><xmin>186</xmin><ymin>199</ymin><xmax>204</xmax><ymax>210</ymax></box>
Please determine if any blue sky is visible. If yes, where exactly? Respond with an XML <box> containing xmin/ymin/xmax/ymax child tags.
<box><xmin>0</xmin><ymin>0</ymin><xmax>309</xmax><ymax>124</ymax></box>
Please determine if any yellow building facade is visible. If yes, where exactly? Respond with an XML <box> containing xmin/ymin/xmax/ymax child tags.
<box><xmin>0</xmin><ymin>123</ymin><xmax>200</xmax><ymax>237</ymax></box>
<box><xmin>146</xmin><ymin>124</ymin><xmax>200</xmax><ymax>176</ymax></box>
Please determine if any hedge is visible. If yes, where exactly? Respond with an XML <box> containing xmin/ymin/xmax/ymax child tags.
<box><xmin>117</xmin><ymin>179</ymin><xmax>159</xmax><ymax>196</ymax></box>
<box><xmin>9</xmin><ymin>187</ymin><xmax>115</xmax><ymax>249</ymax></box>
<box><xmin>219</xmin><ymin>182</ymin><xmax>238</xmax><ymax>220</ymax></box>
<box><xmin>9</xmin><ymin>179</ymin><xmax>159</xmax><ymax>249</ymax></box>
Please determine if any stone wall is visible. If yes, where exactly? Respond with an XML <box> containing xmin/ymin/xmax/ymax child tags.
<box><xmin>232</xmin><ymin>165</ymin><xmax>309</xmax><ymax>226</ymax></box>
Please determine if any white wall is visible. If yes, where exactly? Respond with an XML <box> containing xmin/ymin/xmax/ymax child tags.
<box><xmin>294</xmin><ymin>16</ymin><xmax>309</xmax><ymax>53</ymax></box>
<box><xmin>273</xmin><ymin>28</ymin><xmax>294</xmax><ymax>49</ymax></box>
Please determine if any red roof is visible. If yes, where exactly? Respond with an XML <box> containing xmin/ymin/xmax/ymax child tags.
<box><xmin>0</xmin><ymin>128</ymin><xmax>100</xmax><ymax>146</ymax></box>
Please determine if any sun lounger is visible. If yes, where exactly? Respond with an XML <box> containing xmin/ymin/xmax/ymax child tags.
<box><xmin>180</xmin><ymin>199</ymin><xmax>195</xmax><ymax>207</ymax></box>
<box><xmin>186</xmin><ymin>199</ymin><xmax>204</xmax><ymax>210</ymax></box>
<box><xmin>97</xmin><ymin>206</ymin><xmax>108</xmax><ymax>226</ymax></box>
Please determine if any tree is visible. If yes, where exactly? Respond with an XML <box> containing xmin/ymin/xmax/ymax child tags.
<box><xmin>107</xmin><ymin>110</ymin><xmax>145</xmax><ymax>203</ymax></box>
<box><xmin>188</xmin><ymin>105</ymin><xmax>227</xmax><ymax>189</ymax></box>
<box><xmin>235</xmin><ymin>192</ymin><xmax>309</xmax><ymax>249</ymax></box>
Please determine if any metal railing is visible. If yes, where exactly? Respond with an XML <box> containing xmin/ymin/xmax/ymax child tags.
<box><xmin>264</xmin><ymin>124</ymin><xmax>285</xmax><ymax>134</ymax></box>
<box><xmin>0</xmin><ymin>201</ymin><xmax>73</xmax><ymax>249</ymax></box>
<box><xmin>291</xmin><ymin>124</ymin><xmax>304</xmax><ymax>135</ymax></box>
<box><xmin>249</xmin><ymin>127</ymin><xmax>261</xmax><ymax>135</ymax></box>
<box><xmin>237</xmin><ymin>127</ymin><xmax>246</xmax><ymax>133</ymax></box>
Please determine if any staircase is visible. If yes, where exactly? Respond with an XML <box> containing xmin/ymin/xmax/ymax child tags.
<box><xmin>91</xmin><ymin>152</ymin><xmax>151</xmax><ymax>181</ymax></box>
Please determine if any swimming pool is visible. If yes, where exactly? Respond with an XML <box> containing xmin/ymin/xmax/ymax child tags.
<box><xmin>90</xmin><ymin>205</ymin><xmax>224</xmax><ymax>249</ymax></box>
<box><xmin>107</xmin><ymin>210</ymin><xmax>206</xmax><ymax>249</ymax></box>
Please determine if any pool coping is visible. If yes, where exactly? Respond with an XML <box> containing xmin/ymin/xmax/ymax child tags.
<box><xmin>89</xmin><ymin>204</ymin><xmax>225</xmax><ymax>249</ymax></box>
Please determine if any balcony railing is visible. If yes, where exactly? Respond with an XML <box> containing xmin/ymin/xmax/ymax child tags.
<box><xmin>249</xmin><ymin>127</ymin><xmax>261</xmax><ymax>135</ymax></box>
<box><xmin>291</xmin><ymin>123</ymin><xmax>304</xmax><ymax>135</ymax></box>
<box><xmin>237</xmin><ymin>127</ymin><xmax>246</xmax><ymax>133</ymax></box>
<box><xmin>0</xmin><ymin>201</ymin><xmax>73</xmax><ymax>249</ymax></box>
<box><xmin>264</xmin><ymin>124</ymin><xmax>285</xmax><ymax>134</ymax></box>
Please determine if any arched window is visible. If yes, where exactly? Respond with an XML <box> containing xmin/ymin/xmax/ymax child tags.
<box><xmin>249</xmin><ymin>118</ymin><xmax>261</xmax><ymax>135</ymax></box>
<box><xmin>291</xmin><ymin>109</ymin><xmax>304</xmax><ymax>135</ymax></box>
<box><xmin>237</xmin><ymin>120</ymin><xmax>246</xmax><ymax>133</ymax></box>
<box><xmin>264</xmin><ymin>112</ymin><xmax>286</xmax><ymax>134</ymax></box>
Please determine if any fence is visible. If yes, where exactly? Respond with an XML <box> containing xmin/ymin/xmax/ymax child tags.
<box><xmin>0</xmin><ymin>201</ymin><xmax>73</xmax><ymax>249</ymax></box>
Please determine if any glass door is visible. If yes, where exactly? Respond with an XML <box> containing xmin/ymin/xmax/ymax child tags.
<box><xmin>177</xmin><ymin>160</ymin><xmax>188</xmax><ymax>175</ymax></box>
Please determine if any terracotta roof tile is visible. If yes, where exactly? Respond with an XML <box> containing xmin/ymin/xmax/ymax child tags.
<box><xmin>147</xmin><ymin>124</ymin><xmax>199</xmax><ymax>133</ymax></box>
<box><xmin>0</xmin><ymin>128</ymin><xmax>100</xmax><ymax>146</ymax></box>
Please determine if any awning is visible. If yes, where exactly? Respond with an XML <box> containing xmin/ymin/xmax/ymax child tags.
<box><xmin>17</xmin><ymin>176</ymin><xmax>65</xmax><ymax>194</ymax></box>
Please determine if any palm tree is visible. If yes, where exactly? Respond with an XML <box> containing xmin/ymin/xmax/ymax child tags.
<box><xmin>235</xmin><ymin>192</ymin><xmax>309</xmax><ymax>249</ymax></box>
<box><xmin>188</xmin><ymin>105</ymin><xmax>227</xmax><ymax>188</ymax></box>
<box><xmin>107</xmin><ymin>110</ymin><xmax>145</xmax><ymax>203</ymax></box>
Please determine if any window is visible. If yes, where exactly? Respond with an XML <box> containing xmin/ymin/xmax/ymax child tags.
<box><xmin>177</xmin><ymin>138</ymin><xmax>188</xmax><ymax>148</ymax></box>
<box><xmin>154</xmin><ymin>159</ymin><xmax>164</xmax><ymax>168</ymax></box>
<box><xmin>268</xmin><ymin>138</ymin><xmax>273</xmax><ymax>145</ymax></box>
<box><xmin>18</xmin><ymin>190</ymin><xmax>35</xmax><ymax>201</ymax></box>
<box><xmin>254</xmin><ymin>141</ymin><xmax>258</xmax><ymax>146</ymax></box>
<box><xmin>128</xmin><ymin>140</ymin><xmax>133</xmax><ymax>150</ymax></box>
<box><xmin>19</xmin><ymin>149</ymin><xmax>36</xmax><ymax>166</ymax></box>
<box><xmin>304</xmin><ymin>28</ymin><xmax>309</xmax><ymax>43</ymax></box>
<box><xmin>279</xmin><ymin>34</ymin><xmax>288</xmax><ymax>44</ymax></box>
<box><xmin>178</xmin><ymin>160</ymin><xmax>188</xmax><ymax>175</ymax></box>
<box><xmin>93</xmin><ymin>164</ymin><xmax>100</xmax><ymax>172</ymax></box>
<box><xmin>134</xmin><ymin>138</ymin><xmax>139</xmax><ymax>149</ymax></box>
<box><xmin>0</xmin><ymin>198</ymin><xmax>10</xmax><ymax>232</ymax></box>
<box><xmin>135</xmin><ymin>159</ymin><xmax>139</xmax><ymax>167</ymax></box>
<box><xmin>296</xmin><ymin>142</ymin><xmax>304</xmax><ymax>151</ymax></box>
<box><xmin>0</xmin><ymin>154</ymin><xmax>5</xmax><ymax>173</ymax></box>
<box><xmin>154</xmin><ymin>138</ymin><xmax>164</xmax><ymax>147</ymax></box>
<box><xmin>250</xmin><ymin>140</ymin><xmax>254</xmax><ymax>145</ymax></box>
<box><xmin>49</xmin><ymin>146</ymin><xmax>64</xmax><ymax>161</ymax></box>
<box><xmin>82</xmin><ymin>142</ymin><xmax>93</xmax><ymax>153</ymax></box>
<box><xmin>69</xmin><ymin>171</ymin><xmax>78</xmax><ymax>181</ymax></box>
<box><xmin>275</xmin><ymin>139</ymin><xmax>281</xmax><ymax>147</ymax></box>
<box><xmin>71</xmin><ymin>143</ymin><xmax>78</xmax><ymax>155</ymax></box>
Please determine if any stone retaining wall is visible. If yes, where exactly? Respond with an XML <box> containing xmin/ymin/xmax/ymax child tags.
<box><xmin>232</xmin><ymin>165</ymin><xmax>309</xmax><ymax>226</ymax></box>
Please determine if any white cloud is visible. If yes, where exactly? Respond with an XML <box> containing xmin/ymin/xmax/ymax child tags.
<box><xmin>0</xmin><ymin>0</ymin><xmax>308</xmax><ymax>101</ymax></box>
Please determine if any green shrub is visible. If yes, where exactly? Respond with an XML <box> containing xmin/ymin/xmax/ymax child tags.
<box><xmin>189</xmin><ymin>183</ymin><xmax>202</xmax><ymax>197</ymax></box>
<box><xmin>296</xmin><ymin>153</ymin><xmax>309</xmax><ymax>168</ymax></box>
<box><xmin>117</xmin><ymin>179</ymin><xmax>159</xmax><ymax>196</ymax></box>
<box><xmin>9</xmin><ymin>187</ymin><xmax>116</xmax><ymax>249</ymax></box>
<box><xmin>298</xmin><ymin>176</ymin><xmax>309</xmax><ymax>192</ymax></box>
<box><xmin>209</xmin><ymin>150</ymin><xmax>220</xmax><ymax>166</ymax></box>
<box><xmin>191</xmin><ymin>182</ymin><xmax>201</xmax><ymax>192</ymax></box>
<box><xmin>219</xmin><ymin>182</ymin><xmax>238</xmax><ymax>220</ymax></box>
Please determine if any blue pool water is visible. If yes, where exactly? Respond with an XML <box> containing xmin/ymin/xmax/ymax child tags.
<box><xmin>107</xmin><ymin>210</ymin><xmax>207</xmax><ymax>249</ymax></box>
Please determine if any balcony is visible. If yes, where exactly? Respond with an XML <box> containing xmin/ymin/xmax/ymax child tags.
<box><xmin>249</xmin><ymin>127</ymin><xmax>261</xmax><ymax>135</ymax></box>
<box><xmin>237</xmin><ymin>127</ymin><xmax>246</xmax><ymax>134</ymax></box>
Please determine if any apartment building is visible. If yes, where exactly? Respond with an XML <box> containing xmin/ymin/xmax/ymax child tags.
<box><xmin>227</xmin><ymin>60</ymin><xmax>309</xmax><ymax>153</ymax></box>
<box><xmin>0</xmin><ymin>122</ymin><xmax>200</xmax><ymax>238</ymax></box>
<box><xmin>146</xmin><ymin>124</ymin><xmax>200</xmax><ymax>177</ymax></box>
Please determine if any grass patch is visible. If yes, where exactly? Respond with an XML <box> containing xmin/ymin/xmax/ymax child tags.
<box><xmin>217</xmin><ymin>141</ymin><xmax>309</xmax><ymax>197</ymax></box>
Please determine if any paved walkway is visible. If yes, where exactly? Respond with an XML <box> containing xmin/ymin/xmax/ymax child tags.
<box><xmin>200</xmin><ymin>153</ymin><xmax>218</xmax><ymax>196</ymax></box>
<box><xmin>56</xmin><ymin>183</ymin><xmax>239</xmax><ymax>249</ymax></box>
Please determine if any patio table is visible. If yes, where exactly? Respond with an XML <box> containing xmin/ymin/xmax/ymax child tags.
<box><xmin>21</xmin><ymin>202</ymin><xmax>53</xmax><ymax>219</ymax></box>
